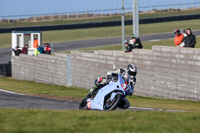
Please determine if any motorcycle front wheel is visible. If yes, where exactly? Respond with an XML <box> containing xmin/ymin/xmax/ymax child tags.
<box><xmin>79</xmin><ymin>94</ymin><xmax>91</xmax><ymax>110</ymax></box>
<box><xmin>103</xmin><ymin>94</ymin><xmax>123</xmax><ymax>111</ymax></box>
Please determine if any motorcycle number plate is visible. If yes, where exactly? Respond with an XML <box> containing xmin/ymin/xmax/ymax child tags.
<box><xmin>87</xmin><ymin>101</ymin><xmax>91</xmax><ymax>109</ymax></box>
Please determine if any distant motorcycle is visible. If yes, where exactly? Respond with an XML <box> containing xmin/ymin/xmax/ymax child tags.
<box><xmin>79</xmin><ymin>74</ymin><xmax>134</xmax><ymax>111</ymax></box>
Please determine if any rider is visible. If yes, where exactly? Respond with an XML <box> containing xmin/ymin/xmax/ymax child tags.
<box><xmin>89</xmin><ymin>64</ymin><xmax>137</xmax><ymax>96</ymax></box>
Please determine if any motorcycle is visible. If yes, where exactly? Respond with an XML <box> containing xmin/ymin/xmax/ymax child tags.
<box><xmin>79</xmin><ymin>74</ymin><xmax>134</xmax><ymax>111</ymax></box>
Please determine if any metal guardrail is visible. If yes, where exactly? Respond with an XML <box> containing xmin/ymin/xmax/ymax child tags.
<box><xmin>0</xmin><ymin>2</ymin><xmax>200</xmax><ymax>23</ymax></box>
<box><xmin>1</xmin><ymin>13</ymin><xmax>200</xmax><ymax>34</ymax></box>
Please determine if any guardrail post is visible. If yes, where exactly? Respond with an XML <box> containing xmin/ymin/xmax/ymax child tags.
<box><xmin>101</xmin><ymin>10</ymin><xmax>104</xmax><ymax>17</ymax></box>
<box><xmin>67</xmin><ymin>55</ymin><xmax>71</xmax><ymax>87</ymax></box>
<box><xmin>16</xmin><ymin>16</ymin><xmax>19</xmax><ymax>22</ymax></box>
<box><xmin>59</xmin><ymin>14</ymin><xmax>61</xmax><ymax>20</ymax></box>
<box><xmin>51</xmin><ymin>14</ymin><xmax>53</xmax><ymax>21</ymax></box>
<box><xmin>51</xmin><ymin>43</ymin><xmax>53</xmax><ymax>55</ymax></box>
<box><xmin>86</xmin><ymin>11</ymin><xmax>88</xmax><ymax>18</ymax></box>
<box><xmin>76</xmin><ymin>12</ymin><xmax>78</xmax><ymax>19</ymax></box>
<box><xmin>93</xmin><ymin>11</ymin><xmax>95</xmax><ymax>18</ymax></box>
<box><xmin>34</xmin><ymin>15</ymin><xmax>36</xmax><ymax>21</ymax></box>
<box><xmin>68</xmin><ymin>12</ymin><xmax>70</xmax><ymax>20</ymax></box>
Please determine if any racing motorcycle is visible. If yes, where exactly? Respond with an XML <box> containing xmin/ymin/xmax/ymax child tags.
<box><xmin>79</xmin><ymin>74</ymin><xmax>134</xmax><ymax>111</ymax></box>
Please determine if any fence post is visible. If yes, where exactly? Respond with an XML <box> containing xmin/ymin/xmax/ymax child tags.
<box><xmin>8</xmin><ymin>16</ymin><xmax>10</xmax><ymax>23</ymax></box>
<box><xmin>86</xmin><ymin>11</ymin><xmax>88</xmax><ymax>18</ymax></box>
<box><xmin>16</xmin><ymin>16</ymin><xmax>19</xmax><ymax>22</ymax></box>
<box><xmin>184</xmin><ymin>3</ymin><xmax>186</xmax><ymax>9</ymax></box>
<box><xmin>76</xmin><ymin>11</ymin><xmax>78</xmax><ymax>19</ymax></box>
<box><xmin>34</xmin><ymin>14</ymin><xmax>36</xmax><ymax>21</ymax></box>
<box><xmin>93</xmin><ymin>11</ymin><xmax>95</xmax><ymax>18</ymax></box>
<box><xmin>51</xmin><ymin>43</ymin><xmax>53</xmax><ymax>55</ymax></box>
<box><xmin>59</xmin><ymin>14</ymin><xmax>61</xmax><ymax>20</ymax></box>
<box><xmin>101</xmin><ymin>10</ymin><xmax>104</xmax><ymax>17</ymax></box>
<box><xmin>68</xmin><ymin>12</ymin><xmax>70</xmax><ymax>20</ymax></box>
<box><xmin>110</xmin><ymin>10</ymin><xmax>112</xmax><ymax>16</ymax></box>
<box><xmin>67</xmin><ymin>55</ymin><xmax>71</xmax><ymax>87</ymax></box>
<box><xmin>43</xmin><ymin>14</ymin><xmax>45</xmax><ymax>21</ymax></box>
<box><xmin>51</xmin><ymin>14</ymin><xmax>53</xmax><ymax>21</ymax></box>
<box><xmin>0</xmin><ymin>16</ymin><xmax>1</xmax><ymax>22</ymax></box>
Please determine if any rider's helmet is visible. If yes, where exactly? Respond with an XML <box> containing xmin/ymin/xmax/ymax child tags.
<box><xmin>126</xmin><ymin>64</ymin><xmax>137</xmax><ymax>76</ymax></box>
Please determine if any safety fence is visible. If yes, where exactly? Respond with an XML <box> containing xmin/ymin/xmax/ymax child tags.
<box><xmin>1</xmin><ymin>13</ymin><xmax>200</xmax><ymax>34</ymax></box>
<box><xmin>0</xmin><ymin>2</ymin><xmax>200</xmax><ymax>23</ymax></box>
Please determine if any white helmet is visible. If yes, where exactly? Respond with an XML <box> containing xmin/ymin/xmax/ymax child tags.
<box><xmin>126</xmin><ymin>64</ymin><xmax>137</xmax><ymax>76</ymax></box>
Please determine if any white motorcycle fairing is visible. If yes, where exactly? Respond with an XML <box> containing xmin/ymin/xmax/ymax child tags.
<box><xmin>86</xmin><ymin>74</ymin><xmax>130</xmax><ymax>110</ymax></box>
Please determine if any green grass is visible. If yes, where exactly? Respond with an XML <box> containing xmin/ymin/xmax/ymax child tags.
<box><xmin>0</xmin><ymin>19</ymin><xmax>200</xmax><ymax>48</ymax></box>
<box><xmin>0</xmin><ymin>77</ymin><xmax>200</xmax><ymax>133</ymax></box>
<box><xmin>0</xmin><ymin>108</ymin><xmax>200</xmax><ymax>133</ymax></box>
<box><xmin>0</xmin><ymin>77</ymin><xmax>200</xmax><ymax>112</ymax></box>
<box><xmin>1</xmin><ymin>8</ymin><xmax>200</xmax><ymax>28</ymax></box>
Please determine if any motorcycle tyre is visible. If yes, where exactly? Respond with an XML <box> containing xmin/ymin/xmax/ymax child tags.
<box><xmin>79</xmin><ymin>94</ymin><xmax>91</xmax><ymax>110</ymax></box>
<box><xmin>104</xmin><ymin>94</ymin><xmax>123</xmax><ymax>111</ymax></box>
<box><xmin>118</xmin><ymin>98</ymin><xmax>130</xmax><ymax>109</ymax></box>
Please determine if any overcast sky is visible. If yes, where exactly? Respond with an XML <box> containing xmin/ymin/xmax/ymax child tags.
<box><xmin>0</xmin><ymin>0</ymin><xmax>200</xmax><ymax>16</ymax></box>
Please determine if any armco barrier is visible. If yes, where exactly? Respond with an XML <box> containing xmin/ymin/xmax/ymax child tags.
<box><xmin>1</xmin><ymin>14</ymin><xmax>200</xmax><ymax>33</ymax></box>
<box><xmin>12</xmin><ymin>46</ymin><xmax>200</xmax><ymax>101</ymax></box>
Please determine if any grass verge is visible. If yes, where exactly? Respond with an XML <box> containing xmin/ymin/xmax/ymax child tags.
<box><xmin>0</xmin><ymin>19</ymin><xmax>200</xmax><ymax>48</ymax></box>
<box><xmin>0</xmin><ymin>77</ymin><xmax>200</xmax><ymax>112</ymax></box>
<box><xmin>0</xmin><ymin>108</ymin><xmax>200</xmax><ymax>133</ymax></box>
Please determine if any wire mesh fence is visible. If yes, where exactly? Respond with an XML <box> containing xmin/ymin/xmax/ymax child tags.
<box><xmin>0</xmin><ymin>2</ymin><xmax>200</xmax><ymax>23</ymax></box>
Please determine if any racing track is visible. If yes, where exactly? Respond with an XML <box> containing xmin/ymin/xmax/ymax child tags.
<box><xmin>0</xmin><ymin>89</ymin><xmax>184</xmax><ymax>112</ymax></box>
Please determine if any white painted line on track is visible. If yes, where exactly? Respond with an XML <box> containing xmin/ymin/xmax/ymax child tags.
<box><xmin>129</xmin><ymin>106</ymin><xmax>185</xmax><ymax>112</ymax></box>
<box><xmin>148</xmin><ymin>39</ymin><xmax>161</xmax><ymax>42</ymax></box>
<box><xmin>0</xmin><ymin>89</ymin><xmax>25</xmax><ymax>96</ymax></box>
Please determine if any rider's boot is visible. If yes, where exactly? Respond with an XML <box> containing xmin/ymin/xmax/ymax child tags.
<box><xmin>89</xmin><ymin>84</ymin><xmax>100</xmax><ymax>99</ymax></box>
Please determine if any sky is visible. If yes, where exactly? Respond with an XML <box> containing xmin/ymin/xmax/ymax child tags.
<box><xmin>0</xmin><ymin>0</ymin><xmax>200</xmax><ymax>16</ymax></box>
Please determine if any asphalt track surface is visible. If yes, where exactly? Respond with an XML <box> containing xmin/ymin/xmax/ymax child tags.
<box><xmin>0</xmin><ymin>89</ymin><xmax>184</xmax><ymax>112</ymax></box>
<box><xmin>1</xmin><ymin>30</ymin><xmax>200</xmax><ymax>64</ymax></box>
